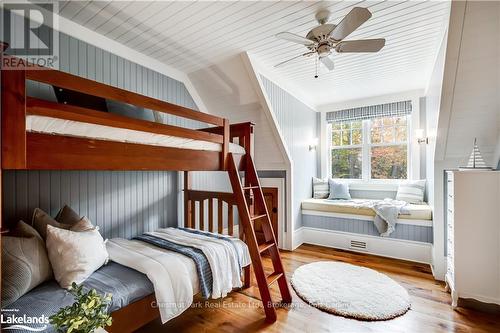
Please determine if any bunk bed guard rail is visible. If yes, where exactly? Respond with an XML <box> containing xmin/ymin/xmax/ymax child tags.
<box><xmin>1</xmin><ymin>54</ymin><xmax>255</xmax><ymax>171</ymax></box>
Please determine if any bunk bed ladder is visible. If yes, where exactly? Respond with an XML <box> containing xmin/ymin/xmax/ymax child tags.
<box><xmin>227</xmin><ymin>153</ymin><xmax>292</xmax><ymax>322</ymax></box>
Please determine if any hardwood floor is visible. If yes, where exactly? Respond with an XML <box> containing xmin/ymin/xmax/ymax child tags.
<box><xmin>137</xmin><ymin>244</ymin><xmax>500</xmax><ymax>332</ymax></box>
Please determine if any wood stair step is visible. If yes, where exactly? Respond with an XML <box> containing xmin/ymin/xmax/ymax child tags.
<box><xmin>250</xmin><ymin>214</ymin><xmax>267</xmax><ymax>221</ymax></box>
<box><xmin>258</xmin><ymin>241</ymin><xmax>275</xmax><ymax>254</ymax></box>
<box><xmin>227</xmin><ymin>153</ymin><xmax>293</xmax><ymax>322</ymax></box>
<box><xmin>266</xmin><ymin>272</ymin><xmax>283</xmax><ymax>286</ymax></box>
<box><xmin>242</xmin><ymin>186</ymin><xmax>259</xmax><ymax>190</ymax></box>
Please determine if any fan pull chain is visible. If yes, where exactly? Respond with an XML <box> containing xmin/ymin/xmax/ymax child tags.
<box><xmin>315</xmin><ymin>55</ymin><xmax>319</xmax><ymax>79</ymax></box>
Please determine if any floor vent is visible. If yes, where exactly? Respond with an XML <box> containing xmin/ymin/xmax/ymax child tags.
<box><xmin>350</xmin><ymin>240</ymin><xmax>367</xmax><ymax>250</ymax></box>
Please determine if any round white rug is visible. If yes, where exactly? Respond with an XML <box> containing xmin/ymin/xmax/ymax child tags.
<box><xmin>291</xmin><ymin>261</ymin><xmax>410</xmax><ymax>320</ymax></box>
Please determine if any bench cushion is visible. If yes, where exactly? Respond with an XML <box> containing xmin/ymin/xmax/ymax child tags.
<box><xmin>302</xmin><ymin>198</ymin><xmax>432</xmax><ymax>221</ymax></box>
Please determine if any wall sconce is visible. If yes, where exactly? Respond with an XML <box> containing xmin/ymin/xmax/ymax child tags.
<box><xmin>416</xmin><ymin>129</ymin><xmax>428</xmax><ymax>144</ymax></box>
<box><xmin>309</xmin><ymin>138</ymin><xmax>319</xmax><ymax>151</ymax></box>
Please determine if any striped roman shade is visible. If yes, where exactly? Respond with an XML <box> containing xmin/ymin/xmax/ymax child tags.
<box><xmin>326</xmin><ymin>100</ymin><xmax>412</xmax><ymax>123</ymax></box>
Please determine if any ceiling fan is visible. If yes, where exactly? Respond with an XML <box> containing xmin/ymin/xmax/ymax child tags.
<box><xmin>275</xmin><ymin>7</ymin><xmax>385</xmax><ymax>77</ymax></box>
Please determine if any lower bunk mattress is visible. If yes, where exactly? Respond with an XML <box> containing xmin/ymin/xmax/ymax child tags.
<box><xmin>4</xmin><ymin>262</ymin><xmax>153</xmax><ymax>333</ymax></box>
<box><xmin>3</xmin><ymin>228</ymin><xmax>250</xmax><ymax>333</ymax></box>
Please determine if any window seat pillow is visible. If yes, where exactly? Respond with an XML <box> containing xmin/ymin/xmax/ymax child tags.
<box><xmin>327</xmin><ymin>179</ymin><xmax>351</xmax><ymax>200</ymax></box>
<box><xmin>46</xmin><ymin>224</ymin><xmax>109</xmax><ymax>289</ymax></box>
<box><xmin>312</xmin><ymin>177</ymin><xmax>329</xmax><ymax>199</ymax></box>
<box><xmin>301</xmin><ymin>198</ymin><xmax>433</xmax><ymax>221</ymax></box>
<box><xmin>396</xmin><ymin>180</ymin><xmax>426</xmax><ymax>204</ymax></box>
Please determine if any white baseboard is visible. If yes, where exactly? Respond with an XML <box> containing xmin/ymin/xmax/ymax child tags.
<box><xmin>294</xmin><ymin>227</ymin><xmax>432</xmax><ymax>264</ymax></box>
<box><xmin>457</xmin><ymin>291</ymin><xmax>500</xmax><ymax>306</ymax></box>
<box><xmin>292</xmin><ymin>227</ymin><xmax>305</xmax><ymax>250</ymax></box>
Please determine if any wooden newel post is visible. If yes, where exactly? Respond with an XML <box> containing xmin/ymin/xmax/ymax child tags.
<box><xmin>184</xmin><ymin>171</ymin><xmax>191</xmax><ymax>228</ymax></box>
<box><xmin>1</xmin><ymin>43</ymin><xmax>27</xmax><ymax>168</ymax></box>
<box><xmin>221</xmin><ymin>118</ymin><xmax>230</xmax><ymax>170</ymax></box>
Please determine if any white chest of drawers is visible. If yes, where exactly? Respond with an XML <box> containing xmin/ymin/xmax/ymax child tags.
<box><xmin>445</xmin><ymin>170</ymin><xmax>500</xmax><ymax>307</ymax></box>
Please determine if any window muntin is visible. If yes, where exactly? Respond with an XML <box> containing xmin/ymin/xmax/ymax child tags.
<box><xmin>332</xmin><ymin>121</ymin><xmax>362</xmax><ymax>146</ymax></box>
<box><xmin>330</xmin><ymin>116</ymin><xmax>409</xmax><ymax>181</ymax></box>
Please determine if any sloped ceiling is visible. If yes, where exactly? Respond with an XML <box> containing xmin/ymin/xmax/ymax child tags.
<box><xmin>436</xmin><ymin>0</ymin><xmax>500</xmax><ymax>166</ymax></box>
<box><xmin>58</xmin><ymin>1</ymin><xmax>450</xmax><ymax>107</ymax></box>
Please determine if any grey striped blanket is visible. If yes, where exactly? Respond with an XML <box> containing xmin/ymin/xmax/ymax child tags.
<box><xmin>133</xmin><ymin>233</ymin><xmax>212</xmax><ymax>299</ymax></box>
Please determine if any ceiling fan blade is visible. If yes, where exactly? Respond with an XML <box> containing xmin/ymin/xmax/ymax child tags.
<box><xmin>330</xmin><ymin>7</ymin><xmax>372</xmax><ymax>41</ymax></box>
<box><xmin>335</xmin><ymin>39</ymin><xmax>385</xmax><ymax>53</ymax></box>
<box><xmin>320</xmin><ymin>56</ymin><xmax>334</xmax><ymax>71</ymax></box>
<box><xmin>276</xmin><ymin>32</ymin><xmax>316</xmax><ymax>46</ymax></box>
<box><xmin>274</xmin><ymin>52</ymin><xmax>315</xmax><ymax>68</ymax></box>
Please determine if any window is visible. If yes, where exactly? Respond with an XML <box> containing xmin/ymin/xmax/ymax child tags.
<box><xmin>330</xmin><ymin>115</ymin><xmax>409</xmax><ymax>180</ymax></box>
<box><xmin>331</xmin><ymin>121</ymin><xmax>363</xmax><ymax>179</ymax></box>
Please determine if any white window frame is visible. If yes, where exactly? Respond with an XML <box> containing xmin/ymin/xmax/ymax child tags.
<box><xmin>328</xmin><ymin>116</ymin><xmax>411</xmax><ymax>183</ymax></box>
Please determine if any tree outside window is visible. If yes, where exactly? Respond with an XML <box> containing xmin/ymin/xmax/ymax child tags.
<box><xmin>330</xmin><ymin>116</ymin><xmax>409</xmax><ymax>180</ymax></box>
<box><xmin>331</xmin><ymin>121</ymin><xmax>363</xmax><ymax>179</ymax></box>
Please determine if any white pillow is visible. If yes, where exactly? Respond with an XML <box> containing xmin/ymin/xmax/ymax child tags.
<box><xmin>312</xmin><ymin>177</ymin><xmax>329</xmax><ymax>199</ymax></box>
<box><xmin>396</xmin><ymin>180</ymin><xmax>426</xmax><ymax>204</ymax></box>
<box><xmin>45</xmin><ymin>224</ymin><xmax>108</xmax><ymax>289</ymax></box>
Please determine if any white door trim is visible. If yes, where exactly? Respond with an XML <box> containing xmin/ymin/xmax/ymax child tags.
<box><xmin>260</xmin><ymin>178</ymin><xmax>286</xmax><ymax>249</ymax></box>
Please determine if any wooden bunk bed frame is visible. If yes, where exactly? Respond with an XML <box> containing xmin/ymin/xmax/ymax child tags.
<box><xmin>1</xmin><ymin>53</ymin><xmax>292</xmax><ymax>332</ymax></box>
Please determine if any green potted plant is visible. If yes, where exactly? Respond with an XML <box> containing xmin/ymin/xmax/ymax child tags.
<box><xmin>50</xmin><ymin>282</ymin><xmax>113</xmax><ymax>333</ymax></box>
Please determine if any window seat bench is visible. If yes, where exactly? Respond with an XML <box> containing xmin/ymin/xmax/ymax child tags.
<box><xmin>302</xmin><ymin>198</ymin><xmax>432</xmax><ymax>225</ymax></box>
<box><xmin>299</xmin><ymin>199</ymin><xmax>434</xmax><ymax>263</ymax></box>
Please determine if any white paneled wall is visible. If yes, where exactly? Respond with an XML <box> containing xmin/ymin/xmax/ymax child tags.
<box><xmin>260</xmin><ymin>76</ymin><xmax>319</xmax><ymax>230</ymax></box>
<box><xmin>431</xmin><ymin>0</ymin><xmax>500</xmax><ymax>280</ymax></box>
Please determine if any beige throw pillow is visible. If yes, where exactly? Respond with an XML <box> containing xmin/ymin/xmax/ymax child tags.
<box><xmin>45</xmin><ymin>224</ymin><xmax>108</xmax><ymax>289</ymax></box>
<box><xmin>32</xmin><ymin>208</ymin><xmax>72</xmax><ymax>240</ymax></box>
<box><xmin>1</xmin><ymin>221</ymin><xmax>53</xmax><ymax>306</ymax></box>
<box><xmin>70</xmin><ymin>216</ymin><xmax>96</xmax><ymax>232</ymax></box>
<box><xmin>55</xmin><ymin>205</ymin><xmax>82</xmax><ymax>225</ymax></box>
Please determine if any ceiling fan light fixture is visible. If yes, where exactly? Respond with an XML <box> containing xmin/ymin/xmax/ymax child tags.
<box><xmin>274</xmin><ymin>7</ymin><xmax>385</xmax><ymax>77</ymax></box>
<box><xmin>317</xmin><ymin>44</ymin><xmax>331</xmax><ymax>57</ymax></box>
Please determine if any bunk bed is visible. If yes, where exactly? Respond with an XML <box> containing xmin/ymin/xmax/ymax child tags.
<box><xmin>1</xmin><ymin>53</ymin><xmax>292</xmax><ymax>331</ymax></box>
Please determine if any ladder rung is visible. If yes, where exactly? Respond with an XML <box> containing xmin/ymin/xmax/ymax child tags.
<box><xmin>258</xmin><ymin>241</ymin><xmax>275</xmax><ymax>254</ymax></box>
<box><xmin>250</xmin><ymin>214</ymin><xmax>267</xmax><ymax>221</ymax></box>
<box><xmin>266</xmin><ymin>272</ymin><xmax>283</xmax><ymax>286</ymax></box>
<box><xmin>243</xmin><ymin>186</ymin><xmax>259</xmax><ymax>190</ymax></box>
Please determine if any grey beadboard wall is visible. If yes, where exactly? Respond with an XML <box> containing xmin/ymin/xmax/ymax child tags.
<box><xmin>260</xmin><ymin>76</ymin><xmax>319</xmax><ymax>230</ymax></box>
<box><xmin>302</xmin><ymin>215</ymin><xmax>433</xmax><ymax>243</ymax></box>
<box><xmin>3</xmin><ymin>29</ymin><xmax>201</xmax><ymax>238</ymax></box>
<box><xmin>3</xmin><ymin>171</ymin><xmax>176</xmax><ymax>240</ymax></box>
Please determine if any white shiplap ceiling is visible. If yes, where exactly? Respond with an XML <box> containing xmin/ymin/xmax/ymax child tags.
<box><xmin>58</xmin><ymin>1</ymin><xmax>451</xmax><ymax>107</ymax></box>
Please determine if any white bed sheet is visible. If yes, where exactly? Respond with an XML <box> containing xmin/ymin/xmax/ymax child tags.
<box><xmin>26</xmin><ymin>115</ymin><xmax>246</xmax><ymax>154</ymax></box>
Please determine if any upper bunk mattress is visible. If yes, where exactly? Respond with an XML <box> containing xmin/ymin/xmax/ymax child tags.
<box><xmin>302</xmin><ymin>198</ymin><xmax>432</xmax><ymax>221</ymax></box>
<box><xmin>26</xmin><ymin>115</ymin><xmax>246</xmax><ymax>154</ymax></box>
